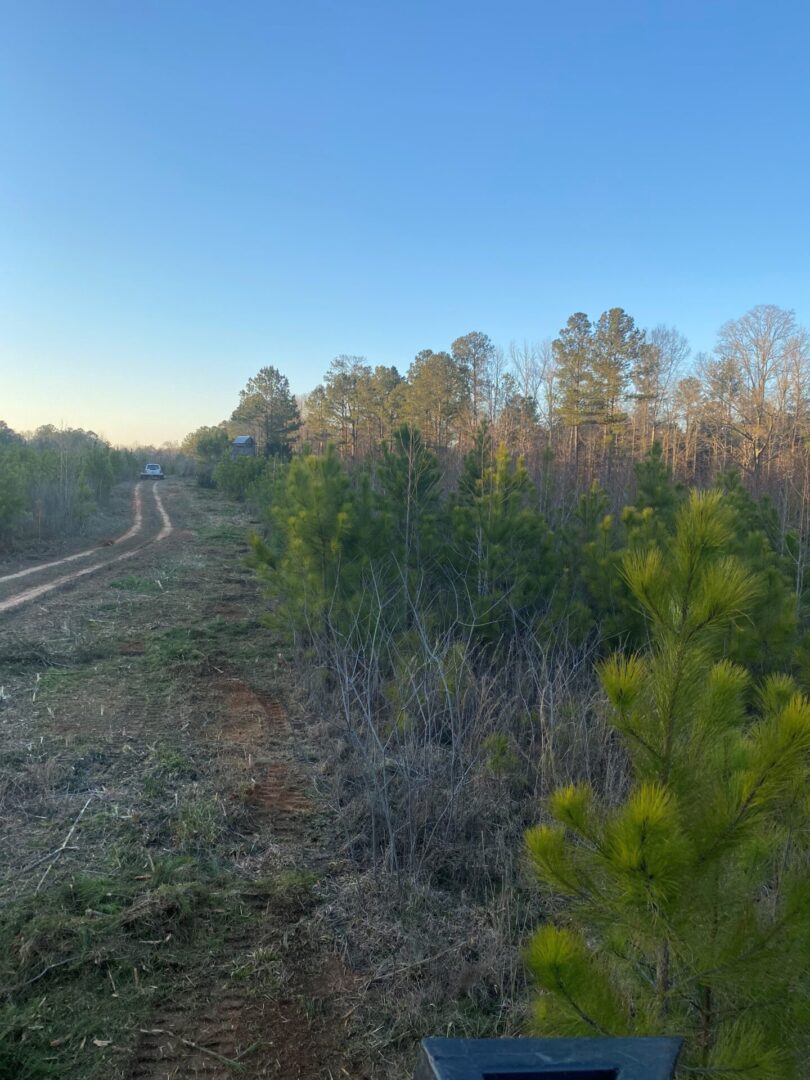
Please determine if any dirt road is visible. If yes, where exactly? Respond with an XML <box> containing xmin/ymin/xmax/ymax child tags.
<box><xmin>0</xmin><ymin>481</ymin><xmax>375</xmax><ymax>1080</ymax></box>
<box><xmin>0</xmin><ymin>481</ymin><xmax>173</xmax><ymax>615</ymax></box>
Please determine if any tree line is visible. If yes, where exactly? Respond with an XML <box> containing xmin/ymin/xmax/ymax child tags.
<box><xmin>183</xmin><ymin>302</ymin><xmax>810</xmax><ymax>617</ymax></box>
<box><xmin>186</xmin><ymin>303</ymin><xmax>810</xmax><ymax>525</ymax></box>
<box><xmin>0</xmin><ymin>423</ymin><xmax>142</xmax><ymax>548</ymax></box>
<box><xmin>304</xmin><ymin>305</ymin><xmax>810</xmax><ymax>505</ymax></box>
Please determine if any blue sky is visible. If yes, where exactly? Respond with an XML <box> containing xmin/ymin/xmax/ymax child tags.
<box><xmin>2</xmin><ymin>0</ymin><xmax>809</xmax><ymax>445</ymax></box>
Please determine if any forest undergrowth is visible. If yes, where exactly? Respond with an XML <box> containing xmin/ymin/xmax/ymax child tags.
<box><xmin>227</xmin><ymin>423</ymin><xmax>810</xmax><ymax>1078</ymax></box>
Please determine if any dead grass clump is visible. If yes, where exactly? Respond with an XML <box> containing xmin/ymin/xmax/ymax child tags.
<box><xmin>315</xmin><ymin>869</ymin><xmax>531</xmax><ymax>1074</ymax></box>
<box><xmin>308</xmin><ymin>627</ymin><xmax>624</xmax><ymax>893</ymax></box>
<box><xmin>170</xmin><ymin>792</ymin><xmax>229</xmax><ymax>852</ymax></box>
<box><xmin>272</xmin><ymin>609</ymin><xmax>629</xmax><ymax>1072</ymax></box>
<box><xmin>0</xmin><ymin>631</ymin><xmax>117</xmax><ymax>675</ymax></box>
<box><xmin>0</xmin><ymin>751</ymin><xmax>69</xmax><ymax>814</ymax></box>
<box><xmin>0</xmin><ymin>637</ymin><xmax>65</xmax><ymax>672</ymax></box>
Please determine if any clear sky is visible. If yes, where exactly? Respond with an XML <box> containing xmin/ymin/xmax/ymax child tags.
<box><xmin>2</xmin><ymin>0</ymin><xmax>809</xmax><ymax>446</ymax></box>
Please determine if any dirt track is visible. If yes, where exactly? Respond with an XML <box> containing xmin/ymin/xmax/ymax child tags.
<box><xmin>0</xmin><ymin>481</ymin><xmax>375</xmax><ymax>1080</ymax></box>
<box><xmin>0</xmin><ymin>481</ymin><xmax>173</xmax><ymax>615</ymax></box>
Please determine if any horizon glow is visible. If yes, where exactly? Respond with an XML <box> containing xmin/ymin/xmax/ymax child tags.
<box><xmin>3</xmin><ymin>1</ymin><xmax>809</xmax><ymax>445</ymax></box>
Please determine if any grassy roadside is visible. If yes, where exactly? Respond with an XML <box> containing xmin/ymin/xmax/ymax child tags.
<box><xmin>0</xmin><ymin>481</ymin><xmax>138</xmax><ymax>578</ymax></box>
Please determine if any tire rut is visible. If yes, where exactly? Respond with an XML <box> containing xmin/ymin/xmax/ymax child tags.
<box><xmin>0</xmin><ymin>484</ymin><xmax>145</xmax><ymax>587</ymax></box>
<box><xmin>0</xmin><ymin>483</ymin><xmax>174</xmax><ymax>615</ymax></box>
<box><xmin>129</xmin><ymin>671</ymin><xmax>328</xmax><ymax>1079</ymax></box>
<box><xmin>130</xmin><ymin>895</ymin><xmax>274</xmax><ymax>1080</ymax></box>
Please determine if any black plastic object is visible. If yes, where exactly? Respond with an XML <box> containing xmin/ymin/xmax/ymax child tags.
<box><xmin>413</xmin><ymin>1037</ymin><xmax>682</xmax><ymax>1080</ymax></box>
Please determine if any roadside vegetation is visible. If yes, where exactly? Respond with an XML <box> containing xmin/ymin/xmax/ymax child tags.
<box><xmin>0</xmin><ymin>424</ymin><xmax>133</xmax><ymax>549</ymax></box>
<box><xmin>184</xmin><ymin>303</ymin><xmax>810</xmax><ymax>1076</ymax></box>
<box><xmin>0</xmin><ymin>423</ymin><xmax>192</xmax><ymax>552</ymax></box>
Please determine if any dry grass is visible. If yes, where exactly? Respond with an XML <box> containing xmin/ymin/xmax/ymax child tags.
<box><xmin>0</xmin><ymin>481</ymin><xmax>372</xmax><ymax>1079</ymax></box>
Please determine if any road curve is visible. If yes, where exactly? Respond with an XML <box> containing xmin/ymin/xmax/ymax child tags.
<box><xmin>0</xmin><ymin>485</ymin><xmax>145</xmax><ymax>587</ymax></box>
<box><xmin>0</xmin><ymin>483</ymin><xmax>173</xmax><ymax>615</ymax></box>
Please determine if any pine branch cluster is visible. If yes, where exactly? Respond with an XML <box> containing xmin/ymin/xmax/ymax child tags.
<box><xmin>526</xmin><ymin>492</ymin><xmax>810</xmax><ymax>1077</ymax></box>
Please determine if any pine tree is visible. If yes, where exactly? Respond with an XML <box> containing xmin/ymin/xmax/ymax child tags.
<box><xmin>622</xmin><ymin>443</ymin><xmax>684</xmax><ymax>550</ymax></box>
<box><xmin>557</xmin><ymin>481</ymin><xmax>641</xmax><ymax>646</ymax></box>
<box><xmin>588</xmin><ymin>308</ymin><xmax>645</xmax><ymax>466</ymax></box>
<box><xmin>401</xmin><ymin>349</ymin><xmax>467</xmax><ymax>452</ymax></box>
<box><xmin>301</xmin><ymin>384</ymin><xmax>331</xmax><ymax>454</ymax></box>
<box><xmin>713</xmin><ymin>471</ymin><xmax>798</xmax><ymax>677</ymax></box>
<box><xmin>450</xmin><ymin>429</ymin><xmax>554</xmax><ymax>640</ymax></box>
<box><xmin>553</xmin><ymin>312</ymin><xmax>594</xmax><ymax>475</ymax></box>
<box><xmin>451</xmin><ymin>331</ymin><xmax>495</xmax><ymax>443</ymax></box>
<box><xmin>0</xmin><ymin>420</ymin><xmax>21</xmax><ymax>446</ymax></box>
<box><xmin>255</xmin><ymin>445</ymin><xmax>368</xmax><ymax>633</ymax></box>
<box><xmin>231</xmin><ymin>364</ymin><xmax>301</xmax><ymax>459</ymax></box>
<box><xmin>321</xmin><ymin>355</ymin><xmax>369</xmax><ymax>458</ymax></box>
<box><xmin>525</xmin><ymin>491</ymin><xmax>810</xmax><ymax>1077</ymax></box>
<box><xmin>356</xmin><ymin>365</ymin><xmax>402</xmax><ymax>452</ymax></box>
<box><xmin>377</xmin><ymin>425</ymin><xmax>440</xmax><ymax>576</ymax></box>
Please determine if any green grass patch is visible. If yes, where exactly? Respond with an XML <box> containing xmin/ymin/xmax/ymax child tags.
<box><xmin>146</xmin><ymin>618</ymin><xmax>262</xmax><ymax>669</ymax></box>
<box><xmin>0</xmin><ymin>857</ymin><xmax>246</xmax><ymax>1080</ymax></box>
<box><xmin>248</xmin><ymin>869</ymin><xmax>320</xmax><ymax>915</ymax></box>
<box><xmin>109</xmin><ymin>575</ymin><xmax>161</xmax><ymax>594</ymax></box>
<box><xmin>171</xmin><ymin>795</ymin><xmax>226</xmax><ymax>852</ymax></box>
<box><xmin>35</xmin><ymin>669</ymin><xmax>93</xmax><ymax>697</ymax></box>
<box><xmin>149</xmin><ymin>748</ymin><xmax>197</xmax><ymax>779</ymax></box>
<box><xmin>228</xmin><ymin>944</ymin><xmax>285</xmax><ymax>995</ymax></box>
<box><xmin>196</xmin><ymin>524</ymin><xmax>247</xmax><ymax>544</ymax></box>
<box><xmin>141</xmin><ymin>749</ymin><xmax>199</xmax><ymax>797</ymax></box>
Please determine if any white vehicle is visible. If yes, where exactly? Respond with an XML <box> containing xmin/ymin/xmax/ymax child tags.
<box><xmin>139</xmin><ymin>463</ymin><xmax>165</xmax><ymax>480</ymax></box>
